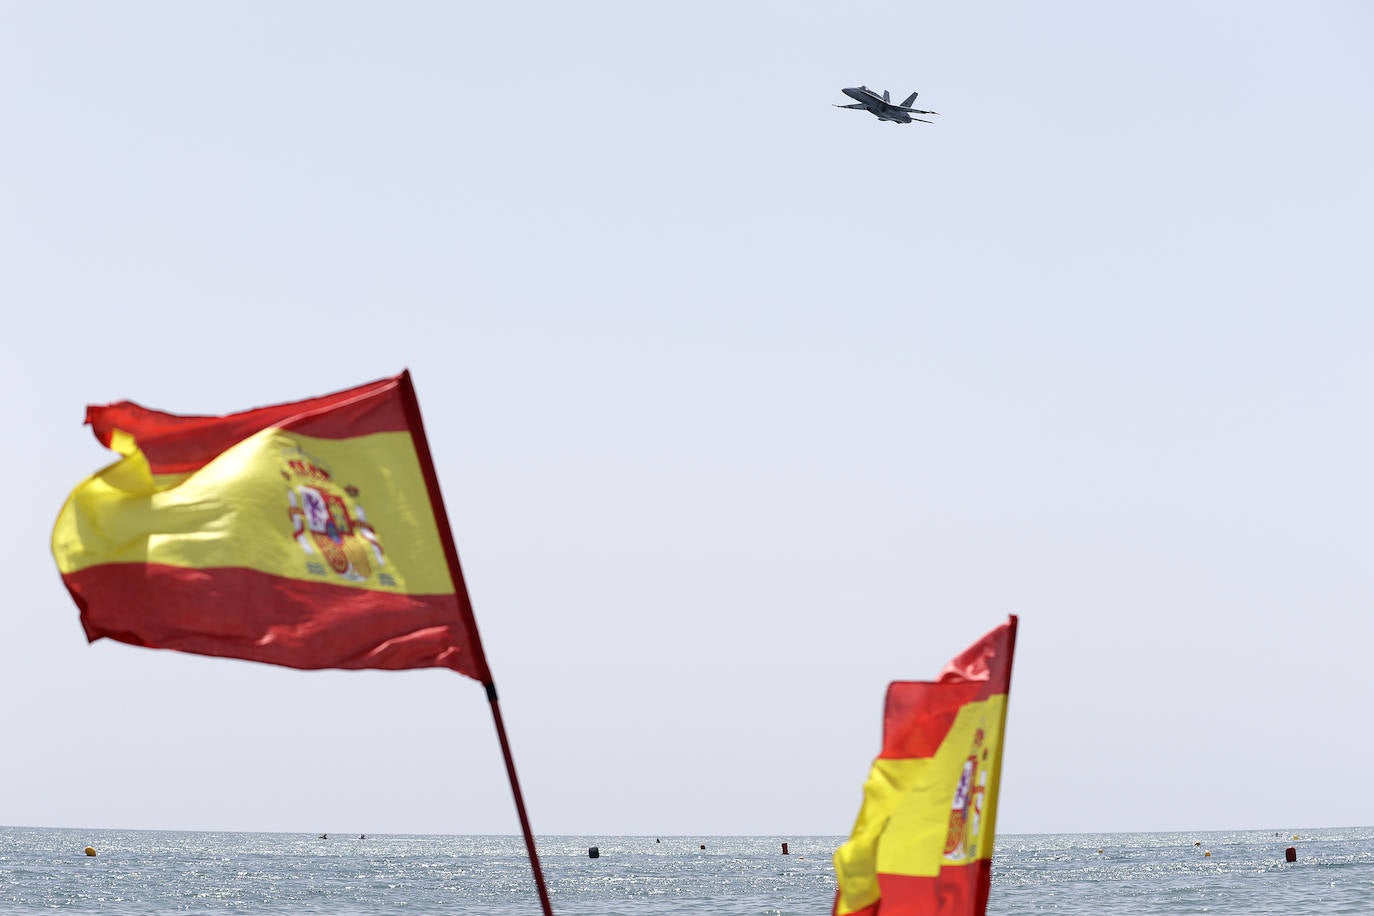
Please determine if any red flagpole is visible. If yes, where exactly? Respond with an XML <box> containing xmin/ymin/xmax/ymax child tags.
<box><xmin>486</xmin><ymin>681</ymin><xmax>554</xmax><ymax>915</ymax></box>
<box><xmin>397</xmin><ymin>371</ymin><xmax>554</xmax><ymax>916</ymax></box>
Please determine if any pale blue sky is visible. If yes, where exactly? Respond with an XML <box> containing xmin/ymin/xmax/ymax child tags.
<box><xmin>3</xmin><ymin>1</ymin><xmax>1372</xmax><ymax>837</ymax></box>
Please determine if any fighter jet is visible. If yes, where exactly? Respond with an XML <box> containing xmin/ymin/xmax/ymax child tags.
<box><xmin>835</xmin><ymin>86</ymin><xmax>938</xmax><ymax>124</ymax></box>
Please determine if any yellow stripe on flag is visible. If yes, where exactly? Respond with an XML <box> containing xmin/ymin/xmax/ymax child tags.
<box><xmin>53</xmin><ymin>427</ymin><xmax>454</xmax><ymax>595</ymax></box>
<box><xmin>875</xmin><ymin>696</ymin><xmax>1007</xmax><ymax>876</ymax></box>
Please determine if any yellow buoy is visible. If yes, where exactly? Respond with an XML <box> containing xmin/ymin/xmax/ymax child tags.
<box><xmin>1292</xmin><ymin>835</ymin><xmax>1299</xmax><ymax>840</ymax></box>
<box><xmin>84</xmin><ymin>847</ymin><xmax>97</xmax><ymax>857</ymax></box>
<box><xmin>1204</xmin><ymin>851</ymin><xmax>1211</xmax><ymax>858</ymax></box>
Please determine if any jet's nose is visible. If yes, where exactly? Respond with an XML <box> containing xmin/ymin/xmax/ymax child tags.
<box><xmin>842</xmin><ymin>87</ymin><xmax>863</xmax><ymax>100</ymax></box>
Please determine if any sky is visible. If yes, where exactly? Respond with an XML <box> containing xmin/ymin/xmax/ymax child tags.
<box><xmin>2</xmin><ymin>1</ymin><xmax>1372</xmax><ymax>839</ymax></box>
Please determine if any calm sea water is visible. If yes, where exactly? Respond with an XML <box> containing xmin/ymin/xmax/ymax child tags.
<box><xmin>2</xmin><ymin>826</ymin><xmax>1372</xmax><ymax>914</ymax></box>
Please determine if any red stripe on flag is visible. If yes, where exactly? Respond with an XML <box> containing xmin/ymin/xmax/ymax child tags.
<box><xmin>831</xmin><ymin>861</ymin><xmax>990</xmax><ymax>916</ymax></box>
<box><xmin>879</xmin><ymin>680</ymin><xmax>986</xmax><ymax>759</ymax></box>
<box><xmin>86</xmin><ymin>376</ymin><xmax>410</xmax><ymax>474</ymax></box>
<box><xmin>876</xmin><ymin>860</ymin><xmax>992</xmax><ymax>915</ymax></box>
<box><xmin>936</xmin><ymin>624</ymin><xmax>1015</xmax><ymax>698</ymax></box>
<box><xmin>63</xmin><ymin>563</ymin><xmax>482</xmax><ymax>677</ymax></box>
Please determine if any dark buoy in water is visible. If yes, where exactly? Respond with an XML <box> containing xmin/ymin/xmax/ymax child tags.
<box><xmin>1285</xmin><ymin>846</ymin><xmax>1297</xmax><ymax>863</ymax></box>
<box><xmin>700</xmin><ymin>844</ymin><xmax>706</xmax><ymax>850</ymax></box>
<box><xmin>782</xmin><ymin>843</ymin><xmax>789</xmax><ymax>855</ymax></box>
<box><xmin>588</xmin><ymin>847</ymin><xmax>600</xmax><ymax>859</ymax></box>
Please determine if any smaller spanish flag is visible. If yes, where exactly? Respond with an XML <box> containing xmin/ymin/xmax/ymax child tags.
<box><xmin>834</xmin><ymin>616</ymin><xmax>1017</xmax><ymax>916</ymax></box>
<box><xmin>51</xmin><ymin>372</ymin><xmax>490</xmax><ymax>680</ymax></box>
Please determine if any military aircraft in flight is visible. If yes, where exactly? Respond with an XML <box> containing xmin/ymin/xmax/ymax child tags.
<box><xmin>834</xmin><ymin>86</ymin><xmax>938</xmax><ymax>124</ymax></box>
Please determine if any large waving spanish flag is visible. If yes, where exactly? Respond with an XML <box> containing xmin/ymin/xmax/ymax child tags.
<box><xmin>51</xmin><ymin>372</ymin><xmax>491</xmax><ymax>680</ymax></box>
<box><xmin>834</xmin><ymin>616</ymin><xmax>1017</xmax><ymax>916</ymax></box>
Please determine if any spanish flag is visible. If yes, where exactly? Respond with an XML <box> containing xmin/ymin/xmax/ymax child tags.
<box><xmin>834</xmin><ymin>616</ymin><xmax>1017</xmax><ymax>916</ymax></box>
<box><xmin>51</xmin><ymin>372</ymin><xmax>490</xmax><ymax>680</ymax></box>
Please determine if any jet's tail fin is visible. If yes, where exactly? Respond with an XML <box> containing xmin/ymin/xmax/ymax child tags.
<box><xmin>883</xmin><ymin>89</ymin><xmax>890</xmax><ymax>103</ymax></box>
<box><xmin>900</xmin><ymin>92</ymin><xmax>919</xmax><ymax>108</ymax></box>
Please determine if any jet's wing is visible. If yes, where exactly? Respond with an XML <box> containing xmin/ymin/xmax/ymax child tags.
<box><xmin>833</xmin><ymin>103</ymin><xmax>868</xmax><ymax>109</ymax></box>
<box><xmin>894</xmin><ymin>106</ymin><xmax>939</xmax><ymax>115</ymax></box>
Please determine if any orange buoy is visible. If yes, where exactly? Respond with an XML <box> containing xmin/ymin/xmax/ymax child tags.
<box><xmin>84</xmin><ymin>847</ymin><xmax>96</xmax><ymax>857</ymax></box>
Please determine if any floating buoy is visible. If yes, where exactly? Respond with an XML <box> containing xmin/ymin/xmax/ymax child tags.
<box><xmin>1194</xmin><ymin>841</ymin><xmax>1201</xmax><ymax>847</ymax></box>
<box><xmin>782</xmin><ymin>843</ymin><xmax>789</xmax><ymax>855</ymax></box>
<box><xmin>1204</xmin><ymin>851</ymin><xmax>1211</xmax><ymax>858</ymax></box>
<box><xmin>1097</xmin><ymin>849</ymin><xmax>1104</xmax><ymax>854</ymax></box>
<box><xmin>1292</xmin><ymin>835</ymin><xmax>1299</xmax><ymax>840</ymax></box>
<box><xmin>588</xmin><ymin>846</ymin><xmax>600</xmax><ymax>859</ymax></box>
<box><xmin>84</xmin><ymin>847</ymin><xmax>97</xmax><ymax>857</ymax></box>
<box><xmin>1285</xmin><ymin>846</ymin><xmax>1297</xmax><ymax>863</ymax></box>
<box><xmin>700</xmin><ymin>844</ymin><xmax>705</xmax><ymax>850</ymax></box>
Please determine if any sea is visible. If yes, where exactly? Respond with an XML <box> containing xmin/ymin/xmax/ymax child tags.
<box><xmin>2</xmin><ymin>826</ymin><xmax>1372</xmax><ymax>915</ymax></box>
